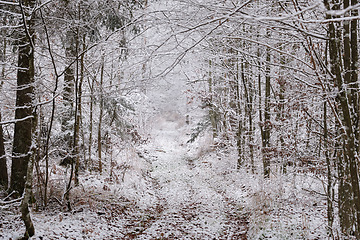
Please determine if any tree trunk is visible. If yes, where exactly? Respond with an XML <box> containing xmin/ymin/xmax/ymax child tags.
<box><xmin>241</xmin><ymin>61</ymin><xmax>253</xmax><ymax>170</ymax></box>
<box><xmin>348</xmin><ymin>0</ymin><xmax>360</xmax><ymax>235</ymax></box>
<box><xmin>325</xmin><ymin>0</ymin><xmax>360</xmax><ymax>236</ymax></box>
<box><xmin>72</xmin><ymin>7</ymin><xmax>81</xmax><ymax>184</ymax></box>
<box><xmin>15</xmin><ymin>1</ymin><xmax>36</xmax><ymax>237</ymax></box>
<box><xmin>324</xmin><ymin>102</ymin><xmax>334</xmax><ymax>237</ymax></box>
<box><xmin>20</xmin><ymin>153</ymin><xmax>35</xmax><ymax>239</ymax></box>
<box><xmin>263</xmin><ymin>43</ymin><xmax>271</xmax><ymax>178</ymax></box>
<box><xmin>60</xmin><ymin>7</ymin><xmax>76</xmax><ymax>166</ymax></box>
<box><xmin>10</xmin><ymin>0</ymin><xmax>35</xmax><ymax>196</ymax></box>
<box><xmin>74</xmin><ymin>35</ymin><xmax>85</xmax><ymax>186</ymax></box>
<box><xmin>208</xmin><ymin>59</ymin><xmax>217</xmax><ymax>139</ymax></box>
<box><xmin>88</xmin><ymin>75</ymin><xmax>94</xmax><ymax>170</ymax></box>
<box><xmin>0</xmin><ymin>111</ymin><xmax>8</xmax><ymax>188</ymax></box>
<box><xmin>236</xmin><ymin>60</ymin><xmax>243</xmax><ymax>168</ymax></box>
<box><xmin>20</xmin><ymin>109</ymin><xmax>37</xmax><ymax>239</ymax></box>
<box><xmin>0</xmin><ymin>33</ymin><xmax>8</xmax><ymax>188</ymax></box>
<box><xmin>39</xmin><ymin>6</ymin><xmax>61</xmax><ymax>206</ymax></box>
<box><xmin>277</xmin><ymin>45</ymin><xmax>287</xmax><ymax>174</ymax></box>
<box><xmin>258</xmin><ymin>50</ymin><xmax>263</xmax><ymax>175</ymax></box>
<box><xmin>98</xmin><ymin>60</ymin><xmax>104</xmax><ymax>173</ymax></box>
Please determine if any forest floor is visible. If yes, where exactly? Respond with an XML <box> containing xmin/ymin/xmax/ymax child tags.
<box><xmin>0</xmin><ymin>108</ymin><xmax>250</xmax><ymax>240</ymax></box>
<box><xmin>1</xmin><ymin>105</ymin><xmax>328</xmax><ymax>240</ymax></box>
<box><xmin>132</xmin><ymin>110</ymin><xmax>249</xmax><ymax>239</ymax></box>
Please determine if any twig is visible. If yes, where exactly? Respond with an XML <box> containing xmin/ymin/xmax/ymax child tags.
<box><xmin>3</xmin><ymin>190</ymin><xmax>16</xmax><ymax>201</ymax></box>
<box><xmin>51</xmin><ymin>196</ymin><xmax>63</xmax><ymax>206</ymax></box>
<box><xmin>0</xmin><ymin>196</ymin><xmax>23</xmax><ymax>205</ymax></box>
<box><xmin>301</xmin><ymin>187</ymin><xmax>327</xmax><ymax>198</ymax></box>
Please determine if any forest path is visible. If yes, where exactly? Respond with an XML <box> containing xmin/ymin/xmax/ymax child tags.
<box><xmin>137</xmin><ymin>110</ymin><xmax>248</xmax><ymax>239</ymax></box>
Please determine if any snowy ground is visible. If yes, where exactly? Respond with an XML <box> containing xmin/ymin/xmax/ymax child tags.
<box><xmin>0</xmin><ymin>104</ymin><xmax>249</xmax><ymax>240</ymax></box>
<box><xmin>0</xmin><ymin>105</ymin><xmax>328</xmax><ymax>239</ymax></box>
<box><xmin>0</xmin><ymin>78</ymin><xmax>328</xmax><ymax>240</ymax></box>
<box><xmin>136</xmin><ymin>108</ymin><xmax>249</xmax><ymax>239</ymax></box>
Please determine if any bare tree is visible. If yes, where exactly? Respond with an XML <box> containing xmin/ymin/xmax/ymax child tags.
<box><xmin>0</xmin><ymin>111</ymin><xmax>8</xmax><ymax>188</ymax></box>
<box><xmin>9</xmin><ymin>0</ymin><xmax>36</xmax><ymax>197</ymax></box>
<box><xmin>324</xmin><ymin>0</ymin><xmax>360</xmax><ymax>236</ymax></box>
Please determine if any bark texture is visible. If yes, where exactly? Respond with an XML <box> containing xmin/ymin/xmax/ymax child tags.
<box><xmin>10</xmin><ymin>0</ymin><xmax>35</xmax><ymax>196</ymax></box>
<box><xmin>325</xmin><ymin>0</ymin><xmax>360</xmax><ymax>236</ymax></box>
<box><xmin>0</xmin><ymin>111</ymin><xmax>8</xmax><ymax>188</ymax></box>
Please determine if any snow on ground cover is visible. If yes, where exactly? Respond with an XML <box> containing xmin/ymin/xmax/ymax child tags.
<box><xmin>134</xmin><ymin>106</ymin><xmax>249</xmax><ymax>239</ymax></box>
<box><xmin>246</xmin><ymin>169</ymin><xmax>328</xmax><ymax>239</ymax></box>
<box><xmin>0</xmin><ymin>108</ymin><xmax>249</xmax><ymax>240</ymax></box>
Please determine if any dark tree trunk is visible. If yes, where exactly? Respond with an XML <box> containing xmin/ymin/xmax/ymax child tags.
<box><xmin>324</xmin><ymin>102</ymin><xmax>334</xmax><ymax>237</ymax></box>
<box><xmin>20</xmin><ymin>141</ymin><xmax>36</xmax><ymax>239</ymax></box>
<box><xmin>10</xmin><ymin>0</ymin><xmax>35</xmax><ymax>196</ymax></box>
<box><xmin>235</xmin><ymin>59</ymin><xmax>243</xmax><ymax>168</ymax></box>
<box><xmin>263</xmin><ymin>44</ymin><xmax>271</xmax><ymax>178</ymax></box>
<box><xmin>325</xmin><ymin>0</ymin><xmax>360</xmax><ymax>236</ymax></box>
<box><xmin>348</xmin><ymin>0</ymin><xmax>360</xmax><ymax>235</ymax></box>
<box><xmin>0</xmin><ymin>111</ymin><xmax>8</xmax><ymax>188</ymax></box>
<box><xmin>74</xmin><ymin>35</ymin><xmax>85</xmax><ymax>186</ymax></box>
<box><xmin>88</xmin><ymin>73</ymin><xmax>95</xmax><ymax>170</ymax></box>
<box><xmin>97</xmin><ymin>59</ymin><xmax>105</xmax><ymax>173</ymax></box>
<box><xmin>208</xmin><ymin>59</ymin><xmax>217</xmax><ymax>139</ymax></box>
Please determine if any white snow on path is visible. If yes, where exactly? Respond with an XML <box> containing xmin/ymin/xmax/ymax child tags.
<box><xmin>137</xmin><ymin>94</ymin><xmax>249</xmax><ymax>239</ymax></box>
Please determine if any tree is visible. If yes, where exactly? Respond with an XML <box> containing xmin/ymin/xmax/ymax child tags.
<box><xmin>0</xmin><ymin>111</ymin><xmax>8</xmax><ymax>188</ymax></box>
<box><xmin>0</xmin><ymin>12</ymin><xmax>9</xmax><ymax>189</ymax></box>
<box><xmin>261</xmin><ymin>29</ymin><xmax>271</xmax><ymax>178</ymax></box>
<box><xmin>324</xmin><ymin>0</ymin><xmax>360</xmax><ymax>236</ymax></box>
<box><xmin>0</xmin><ymin>17</ymin><xmax>8</xmax><ymax>188</ymax></box>
<box><xmin>9</xmin><ymin>0</ymin><xmax>36</xmax><ymax>197</ymax></box>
